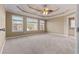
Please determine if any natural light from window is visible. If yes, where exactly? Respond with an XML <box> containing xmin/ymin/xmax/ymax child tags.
<box><xmin>12</xmin><ymin>15</ymin><xmax>23</xmax><ymax>32</ymax></box>
<box><xmin>27</xmin><ymin>18</ymin><xmax>38</xmax><ymax>31</ymax></box>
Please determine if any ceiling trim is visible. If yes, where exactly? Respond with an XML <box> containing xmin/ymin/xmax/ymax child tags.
<box><xmin>17</xmin><ymin>5</ymin><xmax>73</xmax><ymax>18</ymax></box>
<box><xmin>17</xmin><ymin>6</ymin><xmax>44</xmax><ymax>17</ymax></box>
<box><xmin>6</xmin><ymin>11</ymin><xmax>46</xmax><ymax>20</ymax></box>
<box><xmin>46</xmin><ymin>11</ymin><xmax>76</xmax><ymax>20</ymax></box>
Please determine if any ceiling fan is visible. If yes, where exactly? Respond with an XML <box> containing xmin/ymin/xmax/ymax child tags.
<box><xmin>27</xmin><ymin>4</ymin><xmax>54</xmax><ymax>15</ymax></box>
<box><xmin>42</xmin><ymin>5</ymin><xmax>53</xmax><ymax>15</ymax></box>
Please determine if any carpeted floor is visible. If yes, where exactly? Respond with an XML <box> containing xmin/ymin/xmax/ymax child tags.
<box><xmin>3</xmin><ymin>33</ymin><xmax>76</xmax><ymax>54</ymax></box>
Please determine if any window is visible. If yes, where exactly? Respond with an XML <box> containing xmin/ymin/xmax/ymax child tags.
<box><xmin>70</xmin><ymin>20</ymin><xmax>75</xmax><ymax>28</ymax></box>
<box><xmin>69</xmin><ymin>17</ymin><xmax>75</xmax><ymax>29</ymax></box>
<box><xmin>27</xmin><ymin>18</ymin><xmax>38</xmax><ymax>31</ymax></box>
<box><xmin>40</xmin><ymin>20</ymin><xmax>45</xmax><ymax>30</ymax></box>
<box><xmin>12</xmin><ymin>15</ymin><xmax>23</xmax><ymax>32</ymax></box>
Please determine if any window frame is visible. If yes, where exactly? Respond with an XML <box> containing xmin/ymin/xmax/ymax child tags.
<box><xmin>69</xmin><ymin>17</ymin><xmax>75</xmax><ymax>29</ymax></box>
<box><xmin>12</xmin><ymin>15</ymin><xmax>23</xmax><ymax>32</ymax></box>
<box><xmin>26</xmin><ymin>18</ymin><xmax>39</xmax><ymax>32</ymax></box>
<box><xmin>39</xmin><ymin>20</ymin><xmax>45</xmax><ymax>31</ymax></box>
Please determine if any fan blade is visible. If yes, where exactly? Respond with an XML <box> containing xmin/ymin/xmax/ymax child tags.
<box><xmin>48</xmin><ymin>10</ymin><xmax>53</xmax><ymax>12</ymax></box>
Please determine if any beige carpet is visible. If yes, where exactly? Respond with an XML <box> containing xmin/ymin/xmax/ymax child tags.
<box><xmin>3</xmin><ymin>33</ymin><xmax>76</xmax><ymax>54</ymax></box>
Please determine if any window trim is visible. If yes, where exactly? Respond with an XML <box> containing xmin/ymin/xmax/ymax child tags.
<box><xmin>69</xmin><ymin>17</ymin><xmax>75</xmax><ymax>29</ymax></box>
<box><xmin>26</xmin><ymin>18</ymin><xmax>39</xmax><ymax>32</ymax></box>
<box><xmin>12</xmin><ymin>15</ymin><xmax>23</xmax><ymax>32</ymax></box>
<box><xmin>39</xmin><ymin>20</ymin><xmax>45</xmax><ymax>31</ymax></box>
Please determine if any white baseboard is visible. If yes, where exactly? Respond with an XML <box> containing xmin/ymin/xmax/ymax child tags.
<box><xmin>7</xmin><ymin>33</ymin><xmax>45</xmax><ymax>39</ymax></box>
<box><xmin>7</xmin><ymin>32</ymin><xmax>75</xmax><ymax>39</ymax></box>
<box><xmin>48</xmin><ymin>32</ymin><xmax>75</xmax><ymax>39</ymax></box>
<box><xmin>0</xmin><ymin>40</ymin><xmax>6</xmax><ymax>54</ymax></box>
<box><xmin>50</xmin><ymin>33</ymin><xmax>67</xmax><ymax>36</ymax></box>
<box><xmin>7</xmin><ymin>34</ymin><xmax>33</xmax><ymax>39</ymax></box>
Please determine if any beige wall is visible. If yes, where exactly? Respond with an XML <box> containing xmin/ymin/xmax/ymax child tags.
<box><xmin>47</xmin><ymin>13</ymin><xmax>76</xmax><ymax>36</ymax></box>
<box><xmin>47</xmin><ymin>16</ymin><xmax>65</xmax><ymax>34</ymax></box>
<box><xmin>6</xmin><ymin>12</ymin><xmax>46</xmax><ymax>37</ymax></box>
<box><xmin>0</xmin><ymin>5</ymin><xmax>5</xmax><ymax>52</ymax></box>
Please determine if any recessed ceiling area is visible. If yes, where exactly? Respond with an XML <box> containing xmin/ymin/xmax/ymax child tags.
<box><xmin>4</xmin><ymin>4</ymin><xmax>76</xmax><ymax>20</ymax></box>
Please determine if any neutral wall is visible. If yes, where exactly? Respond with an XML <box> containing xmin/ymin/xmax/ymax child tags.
<box><xmin>47</xmin><ymin>13</ymin><xmax>76</xmax><ymax>36</ymax></box>
<box><xmin>0</xmin><ymin>5</ymin><xmax>5</xmax><ymax>52</ymax></box>
<box><xmin>47</xmin><ymin>16</ymin><xmax>65</xmax><ymax>34</ymax></box>
<box><xmin>6</xmin><ymin>12</ymin><xmax>46</xmax><ymax>37</ymax></box>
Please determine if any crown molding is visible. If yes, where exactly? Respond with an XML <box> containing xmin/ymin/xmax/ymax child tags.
<box><xmin>17</xmin><ymin>6</ymin><xmax>44</xmax><ymax>17</ymax></box>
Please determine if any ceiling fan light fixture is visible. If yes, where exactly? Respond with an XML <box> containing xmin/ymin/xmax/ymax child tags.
<box><xmin>42</xmin><ymin>8</ymin><xmax>49</xmax><ymax>15</ymax></box>
<box><xmin>43</xmin><ymin>11</ymin><xmax>48</xmax><ymax>15</ymax></box>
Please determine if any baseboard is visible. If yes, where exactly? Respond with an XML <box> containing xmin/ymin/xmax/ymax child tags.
<box><xmin>7</xmin><ymin>33</ymin><xmax>46</xmax><ymax>39</ymax></box>
<box><xmin>48</xmin><ymin>32</ymin><xmax>75</xmax><ymax>39</ymax></box>
<box><xmin>7</xmin><ymin>34</ymin><xmax>34</xmax><ymax>39</ymax></box>
<box><xmin>48</xmin><ymin>32</ymin><xmax>67</xmax><ymax>36</ymax></box>
<box><xmin>0</xmin><ymin>40</ymin><xmax>6</xmax><ymax>54</ymax></box>
<box><xmin>7</xmin><ymin>32</ymin><xmax>75</xmax><ymax>39</ymax></box>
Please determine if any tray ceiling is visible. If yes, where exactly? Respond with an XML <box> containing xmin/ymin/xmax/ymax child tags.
<box><xmin>4</xmin><ymin>4</ymin><xmax>76</xmax><ymax>20</ymax></box>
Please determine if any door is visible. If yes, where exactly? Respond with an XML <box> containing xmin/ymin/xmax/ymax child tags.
<box><xmin>0</xmin><ymin>5</ymin><xmax>5</xmax><ymax>53</ymax></box>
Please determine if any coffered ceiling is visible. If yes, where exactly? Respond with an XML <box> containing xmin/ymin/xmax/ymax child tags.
<box><xmin>4</xmin><ymin>4</ymin><xmax>76</xmax><ymax>20</ymax></box>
